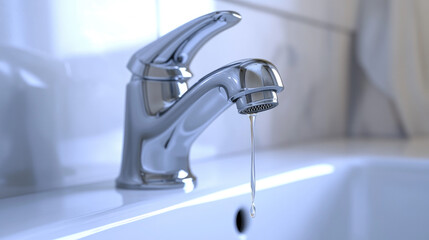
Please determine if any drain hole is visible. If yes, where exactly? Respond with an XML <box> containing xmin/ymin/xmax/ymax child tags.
<box><xmin>235</xmin><ymin>208</ymin><xmax>248</xmax><ymax>233</ymax></box>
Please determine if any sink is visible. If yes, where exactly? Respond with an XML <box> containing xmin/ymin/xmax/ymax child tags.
<box><xmin>2</xmin><ymin>140</ymin><xmax>429</xmax><ymax>240</ymax></box>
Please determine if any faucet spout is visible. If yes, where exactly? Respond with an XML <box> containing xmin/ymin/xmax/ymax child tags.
<box><xmin>116</xmin><ymin>11</ymin><xmax>284</xmax><ymax>190</ymax></box>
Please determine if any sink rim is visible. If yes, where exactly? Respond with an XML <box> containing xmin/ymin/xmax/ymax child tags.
<box><xmin>2</xmin><ymin>138</ymin><xmax>429</xmax><ymax>239</ymax></box>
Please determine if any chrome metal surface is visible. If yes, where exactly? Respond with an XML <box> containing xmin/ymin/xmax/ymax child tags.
<box><xmin>127</xmin><ymin>11</ymin><xmax>241</xmax><ymax>81</ymax></box>
<box><xmin>117</xmin><ymin>11</ymin><xmax>284</xmax><ymax>189</ymax></box>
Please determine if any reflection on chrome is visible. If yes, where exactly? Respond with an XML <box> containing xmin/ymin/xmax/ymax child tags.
<box><xmin>58</xmin><ymin>164</ymin><xmax>334</xmax><ymax>240</ymax></box>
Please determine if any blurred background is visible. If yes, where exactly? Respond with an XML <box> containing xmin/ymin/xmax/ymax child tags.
<box><xmin>0</xmin><ymin>0</ymin><xmax>428</xmax><ymax>199</ymax></box>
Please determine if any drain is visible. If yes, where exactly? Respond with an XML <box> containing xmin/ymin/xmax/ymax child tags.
<box><xmin>235</xmin><ymin>208</ymin><xmax>249</xmax><ymax>234</ymax></box>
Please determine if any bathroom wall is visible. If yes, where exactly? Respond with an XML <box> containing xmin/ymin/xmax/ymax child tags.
<box><xmin>0</xmin><ymin>0</ymin><xmax>356</xmax><ymax>198</ymax></box>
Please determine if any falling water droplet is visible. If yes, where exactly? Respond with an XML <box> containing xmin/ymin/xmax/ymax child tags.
<box><xmin>250</xmin><ymin>202</ymin><xmax>256</xmax><ymax>218</ymax></box>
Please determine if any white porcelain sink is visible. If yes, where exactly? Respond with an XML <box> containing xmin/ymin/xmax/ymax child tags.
<box><xmin>1</xmin><ymin>140</ymin><xmax>429</xmax><ymax>240</ymax></box>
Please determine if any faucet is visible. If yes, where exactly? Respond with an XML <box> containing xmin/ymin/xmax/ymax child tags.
<box><xmin>116</xmin><ymin>11</ymin><xmax>284</xmax><ymax>190</ymax></box>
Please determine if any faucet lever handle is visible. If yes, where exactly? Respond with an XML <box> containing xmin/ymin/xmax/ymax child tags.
<box><xmin>127</xmin><ymin>11</ymin><xmax>241</xmax><ymax>81</ymax></box>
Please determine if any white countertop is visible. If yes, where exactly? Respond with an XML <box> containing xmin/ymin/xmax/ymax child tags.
<box><xmin>1</xmin><ymin>138</ymin><xmax>429</xmax><ymax>239</ymax></box>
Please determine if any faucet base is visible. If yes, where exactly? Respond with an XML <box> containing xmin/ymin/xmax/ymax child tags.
<box><xmin>116</xmin><ymin>175</ymin><xmax>197</xmax><ymax>191</ymax></box>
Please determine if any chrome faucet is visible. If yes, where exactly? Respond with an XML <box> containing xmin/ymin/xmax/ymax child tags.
<box><xmin>116</xmin><ymin>11</ymin><xmax>284</xmax><ymax>190</ymax></box>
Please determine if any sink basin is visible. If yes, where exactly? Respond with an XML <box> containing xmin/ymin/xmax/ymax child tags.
<box><xmin>2</xmin><ymin>140</ymin><xmax>429</xmax><ymax>240</ymax></box>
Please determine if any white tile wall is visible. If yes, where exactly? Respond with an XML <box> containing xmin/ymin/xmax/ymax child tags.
<box><xmin>224</xmin><ymin>0</ymin><xmax>359</xmax><ymax>32</ymax></box>
<box><xmin>0</xmin><ymin>0</ymin><xmax>351</xmax><ymax>198</ymax></box>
